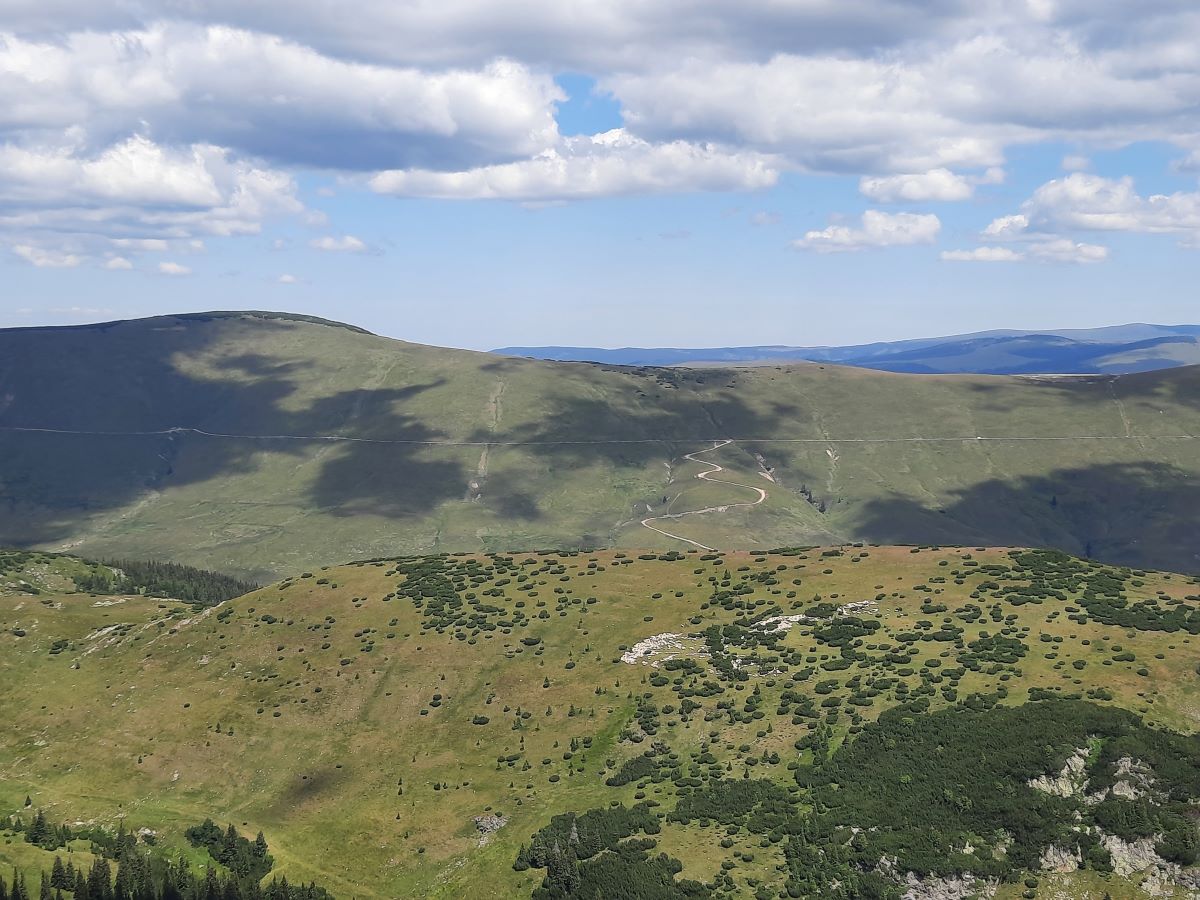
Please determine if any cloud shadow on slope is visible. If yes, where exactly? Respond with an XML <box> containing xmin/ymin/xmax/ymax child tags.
<box><xmin>850</xmin><ymin>461</ymin><xmax>1200</xmax><ymax>574</ymax></box>
<box><xmin>0</xmin><ymin>320</ymin><xmax>471</xmax><ymax>543</ymax></box>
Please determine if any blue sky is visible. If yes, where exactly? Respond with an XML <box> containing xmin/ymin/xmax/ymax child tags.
<box><xmin>2</xmin><ymin>3</ymin><xmax>1199</xmax><ymax>350</ymax></box>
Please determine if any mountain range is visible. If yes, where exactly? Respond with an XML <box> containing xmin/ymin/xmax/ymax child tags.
<box><xmin>2</xmin><ymin>311</ymin><xmax>1198</xmax><ymax>578</ymax></box>
<box><xmin>495</xmin><ymin>323</ymin><xmax>1200</xmax><ymax>374</ymax></box>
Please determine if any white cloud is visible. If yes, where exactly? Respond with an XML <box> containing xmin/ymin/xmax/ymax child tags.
<box><xmin>369</xmin><ymin>129</ymin><xmax>778</xmax><ymax>201</ymax></box>
<box><xmin>0</xmin><ymin>137</ymin><xmax>219</xmax><ymax>207</ymax></box>
<box><xmin>158</xmin><ymin>261</ymin><xmax>191</xmax><ymax>275</ymax></box>
<box><xmin>599</xmin><ymin>14</ymin><xmax>1200</xmax><ymax>177</ymax></box>
<box><xmin>860</xmin><ymin>168</ymin><xmax>974</xmax><ymax>202</ymax></box>
<box><xmin>940</xmin><ymin>246</ymin><xmax>1023</xmax><ymax>262</ymax></box>
<box><xmin>310</xmin><ymin>234</ymin><xmax>366</xmax><ymax>252</ymax></box>
<box><xmin>112</xmin><ymin>239</ymin><xmax>170</xmax><ymax>252</ymax></box>
<box><xmin>33</xmin><ymin>1</ymin><xmax>975</xmax><ymax>71</ymax></box>
<box><xmin>983</xmin><ymin>214</ymin><xmax>1031</xmax><ymax>238</ymax></box>
<box><xmin>0</xmin><ymin>136</ymin><xmax>303</xmax><ymax>254</ymax></box>
<box><xmin>607</xmin><ymin>55</ymin><xmax>1006</xmax><ymax>175</ymax></box>
<box><xmin>104</xmin><ymin>256</ymin><xmax>133</xmax><ymax>270</ymax></box>
<box><xmin>0</xmin><ymin>26</ymin><xmax>565</xmax><ymax>171</ymax></box>
<box><xmin>1027</xmin><ymin>238</ymin><xmax>1109</xmax><ymax>263</ymax></box>
<box><xmin>981</xmin><ymin>174</ymin><xmax>1200</xmax><ymax>256</ymax></box>
<box><xmin>1174</xmin><ymin>149</ymin><xmax>1200</xmax><ymax>173</ymax></box>
<box><xmin>4</xmin><ymin>2</ymin><xmax>1200</xmax><ymax>229</ymax></box>
<box><xmin>942</xmin><ymin>238</ymin><xmax>1109</xmax><ymax>264</ymax></box>
<box><xmin>278</xmin><ymin>273</ymin><xmax>298</xmax><ymax>283</ymax></box>
<box><xmin>794</xmin><ymin>210</ymin><xmax>941</xmax><ymax>253</ymax></box>
<box><xmin>1020</xmin><ymin>173</ymin><xmax>1200</xmax><ymax>234</ymax></box>
<box><xmin>12</xmin><ymin>244</ymin><xmax>81</xmax><ymax>267</ymax></box>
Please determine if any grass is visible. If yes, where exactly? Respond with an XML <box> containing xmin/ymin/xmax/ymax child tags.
<box><xmin>0</xmin><ymin>313</ymin><xmax>1197</xmax><ymax>578</ymax></box>
<box><xmin>2</xmin><ymin>544</ymin><xmax>1199</xmax><ymax>897</ymax></box>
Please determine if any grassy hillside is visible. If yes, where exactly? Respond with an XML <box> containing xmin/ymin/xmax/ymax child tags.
<box><xmin>0</xmin><ymin>547</ymin><xmax>255</xmax><ymax>607</ymax></box>
<box><xmin>2</xmin><ymin>545</ymin><xmax>1199</xmax><ymax>898</ymax></box>
<box><xmin>1</xmin><ymin>312</ymin><xmax>1198</xmax><ymax>578</ymax></box>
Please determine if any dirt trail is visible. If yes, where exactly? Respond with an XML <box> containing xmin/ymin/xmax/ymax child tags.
<box><xmin>640</xmin><ymin>440</ymin><xmax>768</xmax><ymax>551</ymax></box>
<box><xmin>466</xmin><ymin>378</ymin><xmax>506</xmax><ymax>501</ymax></box>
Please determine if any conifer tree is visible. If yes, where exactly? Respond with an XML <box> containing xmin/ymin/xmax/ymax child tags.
<box><xmin>49</xmin><ymin>860</ymin><xmax>65</xmax><ymax>893</ymax></box>
<box><xmin>86</xmin><ymin>858</ymin><xmax>112</xmax><ymax>900</ymax></box>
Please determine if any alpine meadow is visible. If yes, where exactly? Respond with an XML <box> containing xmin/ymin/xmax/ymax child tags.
<box><xmin>5</xmin><ymin>2</ymin><xmax>1200</xmax><ymax>899</ymax></box>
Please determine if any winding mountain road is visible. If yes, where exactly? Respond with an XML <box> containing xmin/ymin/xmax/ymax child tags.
<box><xmin>640</xmin><ymin>440</ymin><xmax>768</xmax><ymax>551</ymax></box>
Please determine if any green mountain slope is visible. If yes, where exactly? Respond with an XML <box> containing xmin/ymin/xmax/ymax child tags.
<box><xmin>1</xmin><ymin>312</ymin><xmax>1198</xmax><ymax>578</ymax></box>
<box><xmin>2</xmin><ymin>546</ymin><xmax>1199</xmax><ymax>898</ymax></box>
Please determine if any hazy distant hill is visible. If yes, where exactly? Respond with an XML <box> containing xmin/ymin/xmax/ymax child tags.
<box><xmin>1</xmin><ymin>312</ymin><xmax>1198</xmax><ymax>576</ymax></box>
<box><xmin>496</xmin><ymin>323</ymin><xmax>1200</xmax><ymax>374</ymax></box>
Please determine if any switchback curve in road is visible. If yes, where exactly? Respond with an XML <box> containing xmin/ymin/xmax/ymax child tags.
<box><xmin>640</xmin><ymin>440</ymin><xmax>768</xmax><ymax>552</ymax></box>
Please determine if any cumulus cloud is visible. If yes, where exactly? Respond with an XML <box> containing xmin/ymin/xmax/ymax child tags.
<box><xmin>1028</xmin><ymin>238</ymin><xmax>1110</xmax><ymax>263</ymax></box>
<box><xmin>600</xmin><ymin>12</ymin><xmax>1200</xmax><ymax>176</ymax></box>
<box><xmin>278</xmin><ymin>273</ymin><xmax>298</xmax><ymax>283</ymax></box>
<box><xmin>1019</xmin><ymin>173</ymin><xmax>1200</xmax><ymax>234</ymax></box>
<box><xmin>51</xmin><ymin>1</ymin><xmax>979</xmax><ymax>71</ymax></box>
<box><xmin>860</xmin><ymin>169</ymin><xmax>975</xmax><ymax>202</ymax></box>
<box><xmin>1174</xmin><ymin>149</ymin><xmax>1200</xmax><ymax>173</ymax></box>
<box><xmin>12</xmin><ymin>244</ymin><xmax>81</xmax><ymax>267</ymax></box>
<box><xmin>983</xmin><ymin>214</ymin><xmax>1031</xmax><ymax>238</ymax></box>
<box><xmin>10</xmin><ymin>4</ymin><xmax>1195</xmax><ymax>197</ymax></box>
<box><xmin>0</xmin><ymin>135</ymin><xmax>304</xmax><ymax>260</ymax></box>
<box><xmin>369</xmin><ymin>129</ymin><xmax>779</xmax><ymax>201</ymax></box>
<box><xmin>940</xmin><ymin>246</ymin><xmax>1023</xmax><ymax>262</ymax></box>
<box><xmin>310</xmin><ymin>235</ymin><xmax>366</xmax><ymax>252</ymax></box>
<box><xmin>104</xmin><ymin>256</ymin><xmax>133</xmax><ymax>270</ymax></box>
<box><xmin>863</xmin><ymin>166</ymin><xmax>1007</xmax><ymax>203</ymax></box>
<box><xmin>939</xmin><ymin>240</ymin><xmax>1108</xmax><ymax>263</ymax></box>
<box><xmin>979</xmin><ymin>173</ymin><xmax>1200</xmax><ymax>257</ymax></box>
<box><xmin>0</xmin><ymin>26</ymin><xmax>564</xmax><ymax>171</ymax></box>
<box><xmin>4</xmin><ymin>0</ymin><xmax>1200</xmax><ymax>249</ymax></box>
<box><xmin>158</xmin><ymin>261</ymin><xmax>191</xmax><ymax>275</ymax></box>
<box><xmin>2</xmin><ymin>137</ymin><xmax>234</xmax><ymax>208</ymax></box>
<box><xmin>794</xmin><ymin>210</ymin><xmax>941</xmax><ymax>253</ymax></box>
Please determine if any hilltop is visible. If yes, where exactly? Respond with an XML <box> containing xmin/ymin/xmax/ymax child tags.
<box><xmin>1</xmin><ymin>312</ymin><xmax>1198</xmax><ymax>578</ymax></box>
<box><xmin>2</xmin><ymin>545</ymin><xmax>1199</xmax><ymax>898</ymax></box>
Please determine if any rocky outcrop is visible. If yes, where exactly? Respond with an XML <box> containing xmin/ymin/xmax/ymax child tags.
<box><xmin>900</xmin><ymin>872</ymin><xmax>998</xmax><ymax>900</ymax></box>
<box><xmin>1110</xmin><ymin>756</ymin><xmax>1155</xmax><ymax>800</ymax></box>
<box><xmin>620</xmin><ymin>632</ymin><xmax>702</xmax><ymax>666</ymax></box>
<box><xmin>1039</xmin><ymin>844</ymin><xmax>1082</xmax><ymax>873</ymax></box>
<box><xmin>472</xmin><ymin>813</ymin><xmax>508</xmax><ymax>847</ymax></box>
<box><xmin>1028</xmin><ymin>747</ymin><xmax>1090</xmax><ymax>798</ymax></box>
<box><xmin>1103</xmin><ymin>834</ymin><xmax>1166</xmax><ymax>877</ymax></box>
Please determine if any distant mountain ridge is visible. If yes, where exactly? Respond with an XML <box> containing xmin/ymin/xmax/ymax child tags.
<box><xmin>495</xmin><ymin>323</ymin><xmax>1200</xmax><ymax>374</ymax></box>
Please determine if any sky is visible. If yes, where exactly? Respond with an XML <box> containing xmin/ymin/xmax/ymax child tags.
<box><xmin>2</xmin><ymin>1</ymin><xmax>1200</xmax><ymax>350</ymax></box>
